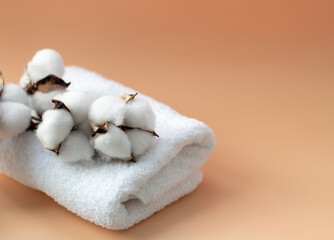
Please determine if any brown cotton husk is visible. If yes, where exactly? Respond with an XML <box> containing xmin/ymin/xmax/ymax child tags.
<box><xmin>92</xmin><ymin>121</ymin><xmax>159</xmax><ymax>138</ymax></box>
<box><xmin>26</xmin><ymin>119</ymin><xmax>38</xmax><ymax>131</ymax></box>
<box><xmin>91</xmin><ymin>122</ymin><xmax>109</xmax><ymax>137</ymax></box>
<box><xmin>52</xmin><ymin>99</ymin><xmax>71</xmax><ymax>112</ymax></box>
<box><xmin>131</xmin><ymin>153</ymin><xmax>137</xmax><ymax>163</ymax></box>
<box><xmin>114</xmin><ymin>155</ymin><xmax>136</xmax><ymax>163</ymax></box>
<box><xmin>119</xmin><ymin>125</ymin><xmax>159</xmax><ymax>137</ymax></box>
<box><xmin>121</xmin><ymin>92</ymin><xmax>138</xmax><ymax>103</ymax></box>
<box><xmin>51</xmin><ymin>144</ymin><xmax>61</xmax><ymax>155</ymax></box>
<box><xmin>30</xmin><ymin>116</ymin><xmax>42</xmax><ymax>128</ymax></box>
<box><xmin>25</xmin><ymin>75</ymin><xmax>70</xmax><ymax>94</ymax></box>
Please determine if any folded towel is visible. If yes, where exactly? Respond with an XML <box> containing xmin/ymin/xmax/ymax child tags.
<box><xmin>0</xmin><ymin>66</ymin><xmax>216</xmax><ymax>230</ymax></box>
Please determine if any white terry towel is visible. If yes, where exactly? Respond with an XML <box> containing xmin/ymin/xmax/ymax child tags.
<box><xmin>0</xmin><ymin>66</ymin><xmax>216</xmax><ymax>230</ymax></box>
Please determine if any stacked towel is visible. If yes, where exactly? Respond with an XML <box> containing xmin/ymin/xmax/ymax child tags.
<box><xmin>0</xmin><ymin>66</ymin><xmax>216</xmax><ymax>230</ymax></box>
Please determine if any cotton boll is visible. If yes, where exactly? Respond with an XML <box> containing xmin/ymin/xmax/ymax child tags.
<box><xmin>92</xmin><ymin>124</ymin><xmax>131</xmax><ymax>160</ymax></box>
<box><xmin>0</xmin><ymin>102</ymin><xmax>31</xmax><ymax>138</ymax></box>
<box><xmin>26</xmin><ymin>49</ymin><xmax>65</xmax><ymax>83</ymax></box>
<box><xmin>30</xmin><ymin>89</ymin><xmax>65</xmax><ymax>115</ymax></box>
<box><xmin>0</xmin><ymin>83</ymin><xmax>29</xmax><ymax>106</ymax></box>
<box><xmin>89</xmin><ymin>95</ymin><xmax>127</xmax><ymax>126</ymax></box>
<box><xmin>126</xmin><ymin>129</ymin><xmax>155</xmax><ymax>157</ymax></box>
<box><xmin>54</xmin><ymin>91</ymin><xmax>93</xmax><ymax>125</ymax></box>
<box><xmin>59</xmin><ymin>131</ymin><xmax>94</xmax><ymax>163</ymax></box>
<box><xmin>124</xmin><ymin>96</ymin><xmax>156</xmax><ymax>131</ymax></box>
<box><xmin>36</xmin><ymin>109</ymin><xmax>74</xmax><ymax>150</ymax></box>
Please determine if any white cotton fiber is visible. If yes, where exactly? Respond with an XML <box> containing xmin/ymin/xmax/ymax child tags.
<box><xmin>124</xmin><ymin>96</ymin><xmax>156</xmax><ymax>131</ymax></box>
<box><xmin>92</xmin><ymin>124</ymin><xmax>131</xmax><ymax>160</ymax></box>
<box><xmin>77</xmin><ymin>119</ymin><xmax>93</xmax><ymax>136</ymax></box>
<box><xmin>19</xmin><ymin>73</ymin><xmax>31</xmax><ymax>88</ymax></box>
<box><xmin>89</xmin><ymin>95</ymin><xmax>127</xmax><ymax>126</ymax></box>
<box><xmin>0</xmin><ymin>83</ymin><xmax>29</xmax><ymax>106</ymax></box>
<box><xmin>26</xmin><ymin>49</ymin><xmax>65</xmax><ymax>83</ymax></box>
<box><xmin>0</xmin><ymin>102</ymin><xmax>31</xmax><ymax>138</ymax></box>
<box><xmin>125</xmin><ymin>129</ymin><xmax>155</xmax><ymax>157</ymax></box>
<box><xmin>59</xmin><ymin>131</ymin><xmax>94</xmax><ymax>163</ymax></box>
<box><xmin>54</xmin><ymin>91</ymin><xmax>93</xmax><ymax>125</ymax></box>
<box><xmin>36</xmin><ymin>109</ymin><xmax>74</xmax><ymax>150</ymax></box>
<box><xmin>30</xmin><ymin>89</ymin><xmax>65</xmax><ymax>115</ymax></box>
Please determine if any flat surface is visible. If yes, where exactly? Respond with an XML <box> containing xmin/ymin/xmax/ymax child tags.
<box><xmin>0</xmin><ymin>1</ymin><xmax>333</xmax><ymax>239</ymax></box>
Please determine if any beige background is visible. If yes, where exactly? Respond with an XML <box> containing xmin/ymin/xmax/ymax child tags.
<box><xmin>1</xmin><ymin>0</ymin><xmax>334</xmax><ymax>239</ymax></box>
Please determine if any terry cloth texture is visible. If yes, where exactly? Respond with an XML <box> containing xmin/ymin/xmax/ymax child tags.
<box><xmin>0</xmin><ymin>66</ymin><xmax>216</xmax><ymax>230</ymax></box>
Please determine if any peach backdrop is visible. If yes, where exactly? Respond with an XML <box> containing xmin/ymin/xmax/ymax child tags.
<box><xmin>0</xmin><ymin>0</ymin><xmax>334</xmax><ymax>239</ymax></box>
